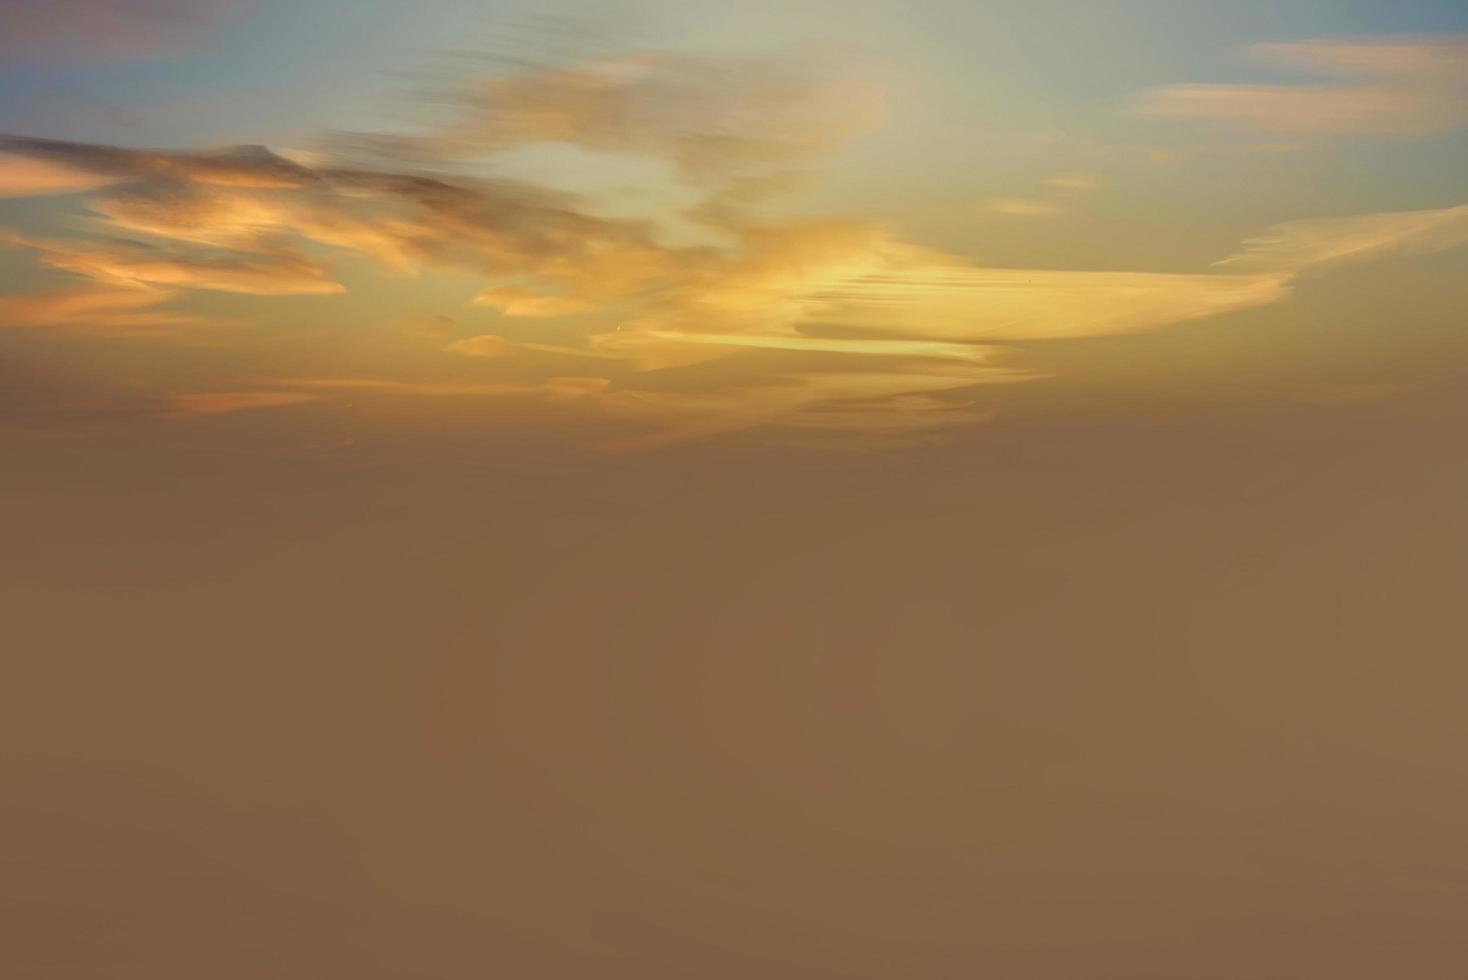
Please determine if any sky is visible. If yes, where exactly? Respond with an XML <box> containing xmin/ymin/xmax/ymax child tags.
<box><xmin>2</xmin><ymin>2</ymin><xmax>1467</xmax><ymax>977</ymax></box>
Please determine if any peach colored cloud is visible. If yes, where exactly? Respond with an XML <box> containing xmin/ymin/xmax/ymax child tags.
<box><xmin>0</xmin><ymin>284</ymin><xmax>209</xmax><ymax>334</ymax></box>
<box><xmin>1135</xmin><ymin>36</ymin><xmax>1468</xmax><ymax>136</ymax></box>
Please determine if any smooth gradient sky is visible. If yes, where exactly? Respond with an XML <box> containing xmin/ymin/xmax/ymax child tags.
<box><xmin>3</xmin><ymin>2</ymin><xmax>1467</xmax><ymax>978</ymax></box>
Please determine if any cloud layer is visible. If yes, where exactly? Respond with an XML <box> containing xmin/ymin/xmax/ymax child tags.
<box><xmin>3</xmin><ymin>43</ymin><xmax>1465</xmax><ymax>448</ymax></box>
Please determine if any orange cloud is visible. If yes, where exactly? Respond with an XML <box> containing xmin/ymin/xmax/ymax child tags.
<box><xmin>167</xmin><ymin>391</ymin><xmax>323</xmax><ymax>415</ymax></box>
<box><xmin>0</xmin><ymin>153</ymin><xmax>117</xmax><ymax>197</ymax></box>
<box><xmin>7</xmin><ymin>232</ymin><xmax>344</xmax><ymax>296</ymax></box>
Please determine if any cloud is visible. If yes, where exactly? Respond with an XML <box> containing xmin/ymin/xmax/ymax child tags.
<box><xmin>0</xmin><ymin>375</ymin><xmax>318</xmax><ymax>431</ymax></box>
<box><xmin>0</xmin><ymin>0</ymin><xmax>253</xmax><ymax>60</ymax></box>
<box><xmin>0</xmin><ymin>134</ymin><xmax>675</xmax><ymax>312</ymax></box>
<box><xmin>1</xmin><ymin>49</ymin><xmax>1459</xmax><ymax>449</ymax></box>
<box><xmin>0</xmin><ymin>136</ymin><xmax>318</xmax><ymax>190</ymax></box>
<box><xmin>263</xmin><ymin>364</ymin><xmax>1012</xmax><ymax>452</ymax></box>
<box><xmin>592</xmin><ymin>369</ymin><xmax>1011</xmax><ymax>451</ymax></box>
<box><xmin>443</xmin><ymin>335</ymin><xmax>514</xmax><ymax>358</ymax></box>
<box><xmin>1293</xmin><ymin>381</ymin><xmax>1404</xmax><ymax>407</ymax></box>
<box><xmin>0</xmin><ymin>284</ymin><xmax>209</xmax><ymax>334</ymax></box>
<box><xmin>629</xmin><ymin>331</ymin><xmax>1016</xmax><ymax>366</ymax></box>
<box><xmin>472</xmin><ymin>285</ymin><xmax>595</xmax><ymax>318</ymax></box>
<box><xmin>0</xmin><ymin>154</ymin><xmax>118</xmax><ymax>198</ymax></box>
<box><xmin>796</xmin><ymin>267</ymin><xmax>1293</xmax><ymax>342</ymax></box>
<box><xmin>345</xmin><ymin>52</ymin><xmax>888</xmax><ymax>188</ymax></box>
<box><xmin>982</xmin><ymin>197</ymin><xmax>1067</xmax><ymax>217</ymax></box>
<box><xmin>1135</xmin><ymin>36</ymin><xmax>1468</xmax><ymax>136</ymax></box>
<box><xmin>276</xmin><ymin>377</ymin><xmax>613</xmax><ymax>401</ymax></box>
<box><xmin>1216</xmin><ymin>203</ymin><xmax>1468</xmax><ymax>274</ymax></box>
<box><xmin>6</xmin><ymin>232</ymin><xmax>344</xmax><ymax>296</ymax></box>
<box><xmin>167</xmin><ymin>392</ymin><xmax>324</xmax><ymax>415</ymax></box>
<box><xmin>1045</xmin><ymin>176</ymin><xmax>1103</xmax><ymax>192</ymax></box>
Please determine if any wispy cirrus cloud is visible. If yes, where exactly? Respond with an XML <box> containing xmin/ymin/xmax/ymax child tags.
<box><xmin>1216</xmin><ymin>203</ymin><xmax>1468</xmax><ymax>273</ymax></box>
<box><xmin>1135</xmin><ymin>36</ymin><xmax>1468</xmax><ymax>136</ymax></box>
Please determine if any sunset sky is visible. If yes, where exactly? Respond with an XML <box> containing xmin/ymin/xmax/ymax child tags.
<box><xmin>4</xmin><ymin>1</ymin><xmax>1468</xmax><ymax>977</ymax></box>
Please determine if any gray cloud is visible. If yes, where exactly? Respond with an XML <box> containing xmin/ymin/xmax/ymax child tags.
<box><xmin>0</xmin><ymin>0</ymin><xmax>254</xmax><ymax>60</ymax></box>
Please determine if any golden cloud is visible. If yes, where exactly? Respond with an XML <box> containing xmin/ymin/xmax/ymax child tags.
<box><xmin>443</xmin><ymin>334</ymin><xmax>514</xmax><ymax>358</ymax></box>
<box><xmin>472</xmin><ymin>285</ymin><xmax>595</xmax><ymax>318</ymax></box>
<box><xmin>799</xmin><ymin>267</ymin><xmax>1294</xmax><ymax>341</ymax></box>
